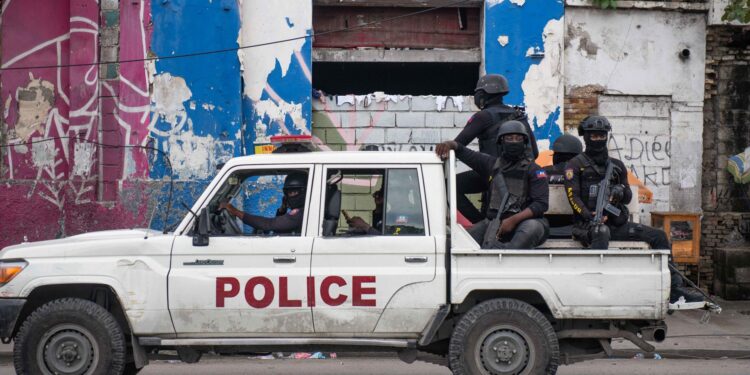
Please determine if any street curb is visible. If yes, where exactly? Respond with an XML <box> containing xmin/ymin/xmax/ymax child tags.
<box><xmin>611</xmin><ymin>349</ymin><xmax>750</xmax><ymax>360</ymax></box>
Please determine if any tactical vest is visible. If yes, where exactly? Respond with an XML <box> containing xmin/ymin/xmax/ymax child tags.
<box><xmin>487</xmin><ymin>158</ymin><xmax>531</xmax><ymax>219</ymax></box>
<box><xmin>573</xmin><ymin>154</ymin><xmax>622</xmax><ymax>211</ymax></box>
<box><xmin>478</xmin><ymin>105</ymin><xmax>525</xmax><ymax>157</ymax></box>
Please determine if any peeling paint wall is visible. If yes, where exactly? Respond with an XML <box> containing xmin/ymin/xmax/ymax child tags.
<box><xmin>241</xmin><ymin>0</ymin><xmax>312</xmax><ymax>154</ymax></box>
<box><xmin>0</xmin><ymin>0</ymin><xmax>315</xmax><ymax>247</ymax></box>
<box><xmin>565</xmin><ymin>7</ymin><xmax>707</xmax><ymax>219</ymax></box>
<box><xmin>484</xmin><ymin>0</ymin><xmax>565</xmax><ymax>149</ymax></box>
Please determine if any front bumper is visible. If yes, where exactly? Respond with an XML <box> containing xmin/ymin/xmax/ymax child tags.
<box><xmin>0</xmin><ymin>298</ymin><xmax>25</xmax><ymax>339</ymax></box>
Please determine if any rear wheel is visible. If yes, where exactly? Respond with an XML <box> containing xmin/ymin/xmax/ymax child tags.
<box><xmin>448</xmin><ymin>298</ymin><xmax>559</xmax><ymax>375</ymax></box>
<box><xmin>13</xmin><ymin>298</ymin><xmax>127</xmax><ymax>375</ymax></box>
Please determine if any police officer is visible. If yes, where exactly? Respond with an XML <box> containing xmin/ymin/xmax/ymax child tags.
<box><xmin>564</xmin><ymin>116</ymin><xmax>703</xmax><ymax>303</ymax></box>
<box><xmin>221</xmin><ymin>171</ymin><xmax>307</xmax><ymax>234</ymax></box>
<box><xmin>436</xmin><ymin>121</ymin><xmax>549</xmax><ymax>249</ymax></box>
<box><xmin>545</xmin><ymin>134</ymin><xmax>583</xmax><ymax>184</ymax></box>
<box><xmin>453</xmin><ymin>74</ymin><xmax>539</xmax><ymax>224</ymax></box>
<box><xmin>545</xmin><ymin>134</ymin><xmax>583</xmax><ymax>238</ymax></box>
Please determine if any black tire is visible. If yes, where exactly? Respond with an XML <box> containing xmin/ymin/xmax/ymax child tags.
<box><xmin>13</xmin><ymin>298</ymin><xmax>127</xmax><ymax>375</ymax></box>
<box><xmin>448</xmin><ymin>298</ymin><xmax>559</xmax><ymax>375</ymax></box>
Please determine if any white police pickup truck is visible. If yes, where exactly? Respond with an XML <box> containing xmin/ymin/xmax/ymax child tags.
<box><xmin>0</xmin><ymin>151</ymin><xmax>709</xmax><ymax>375</ymax></box>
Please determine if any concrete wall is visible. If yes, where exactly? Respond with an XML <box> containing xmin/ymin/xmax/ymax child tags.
<box><xmin>312</xmin><ymin>94</ymin><xmax>477</xmax><ymax>152</ymax></box>
<box><xmin>565</xmin><ymin>7</ymin><xmax>707</xmax><ymax>221</ymax></box>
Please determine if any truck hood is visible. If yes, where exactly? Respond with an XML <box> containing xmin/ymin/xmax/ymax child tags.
<box><xmin>0</xmin><ymin>229</ymin><xmax>169</xmax><ymax>259</ymax></box>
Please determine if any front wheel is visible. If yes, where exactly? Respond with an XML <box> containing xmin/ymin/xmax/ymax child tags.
<box><xmin>448</xmin><ymin>298</ymin><xmax>559</xmax><ymax>375</ymax></box>
<box><xmin>13</xmin><ymin>298</ymin><xmax>127</xmax><ymax>375</ymax></box>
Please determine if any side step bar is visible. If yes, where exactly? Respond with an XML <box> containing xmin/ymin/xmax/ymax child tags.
<box><xmin>139</xmin><ymin>337</ymin><xmax>415</xmax><ymax>349</ymax></box>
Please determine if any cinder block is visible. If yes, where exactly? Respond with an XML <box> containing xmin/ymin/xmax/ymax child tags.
<box><xmin>642</xmin><ymin>119</ymin><xmax>670</xmax><ymax>135</ymax></box>
<box><xmin>628</xmin><ymin>100</ymin><xmax>670</xmax><ymax>118</ymax></box>
<box><xmin>102</xmin><ymin>0</ymin><xmax>119</xmax><ymax>10</ymax></box>
<box><xmin>410</xmin><ymin>129</ymin><xmax>442</xmax><ymax>144</ymax></box>
<box><xmin>396</xmin><ymin>112</ymin><xmax>425</xmax><ymax>128</ymax></box>
<box><xmin>372</xmin><ymin>112</ymin><xmax>396</xmax><ymax>128</ymax></box>
<box><xmin>101</xmin><ymin>46</ymin><xmax>118</xmax><ymax>64</ymax></box>
<box><xmin>329</xmin><ymin>97</ymin><xmax>356</xmax><ymax>111</ymax></box>
<box><xmin>441</xmin><ymin>128</ymin><xmax>462</xmax><ymax>141</ymax></box>
<box><xmin>356</xmin><ymin>128</ymin><xmax>385</xmax><ymax>144</ymax></box>
<box><xmin>312</xmin><ymin>111</ymin><xmax>340</xmax><ymax>128</ymax></box>
<box><xmin>311</xmin><ymin>127</ymin><xmax>328</xmax><ymax>143</ymax></box>
<box><xmin>454</xmin><ymin>112</ymin><xmax>475</xmax><ymax>127</ymax></box>
<box><xmin>340</xmin><ymin>112</ymin><xmax>371</xmax><ymax>128</ymax></box>
<box><xmin>411</xmin><ymin>96</ymin><xmax>438</xmax><ymax>111</ymax></box>
<box><xmin>598</xmin><ymin>98</ymin><xmax>629</xmax><ymax>117</ymax></box>
<box><xmin>386</xmin><ymin>129</ymin><xmax>413</xmax><ymax>143</ymax></box>
<box><xmin>355</xmin><ymin>194</ymin><xmax>376</xmax><ymax>210</ymax></box>
<box><xmin>425</xmin><ymin>112</ymin><xmax>454</xmax><ymax>128</ymax></box>
<box><xmin>100</xmin><ymin>28</ymin><xmax>119</xmax><ymax>47</ymax></box>
<box><xmin>386</xmin><ymin>97</ymin><xmax>411</xmax><ymax>111</ymax></box>
<box><xmin>312</xmin><ymin>97</ymin><xmax>327</xmax><ymax>111</ymax></box>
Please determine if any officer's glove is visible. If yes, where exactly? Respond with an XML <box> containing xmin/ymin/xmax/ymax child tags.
<box><xmin>610</xmin><ymin>184</ymin><xmax>625</xmax><ymax>204</ymax></box>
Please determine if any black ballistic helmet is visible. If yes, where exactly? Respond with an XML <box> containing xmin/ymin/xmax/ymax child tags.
<box><xmin>577</xmin><ymin>115</ymin><xmax>612</xmax><ymax>136</ymax></box>
<box><xmin>283</xmin><ymin>172</ymin><xmax>307</xmax><ymax>191</ymax></box>
<box><xmin>497</xmin><ymin>120</ymin><xmax>529</xmax><ymax>143</ymax></box>
<box><xmin>475</xmin><ymin>74</ymin><xmax>510</xmax><ymax>95</ymax></box>
<box><xmin>552</xmin><ymin>134</ymin><xmax>583</xmax><ymax>154</ymax></box>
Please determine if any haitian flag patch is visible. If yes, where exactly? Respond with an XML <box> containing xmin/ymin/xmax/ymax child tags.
<box><xmin>535</xmin><ymin>170</ymin><xmax>547</xmax><ymax>179</ymax></box>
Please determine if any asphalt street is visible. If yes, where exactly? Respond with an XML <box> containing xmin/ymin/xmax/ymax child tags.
<box><xmin>3</xmin><ymin>356</ymin><xmax>750</xmax><ymax>374</ymax></box>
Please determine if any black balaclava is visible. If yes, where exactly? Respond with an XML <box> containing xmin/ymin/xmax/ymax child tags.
<box><xmin>285</xmin><ymin>189</ymin><xmax>306</xmax><ymax>209</ymax></box>
<box><xmin>583</xmin><ymin>131</ymin><xmax>609</xmax><ymax>165</ymax></box>
<box><xmin>553</xmin><ymin>152</ymin><xmax>577</xmax><ymax>166</ymax></box>
<box><xmin>474</xmin><ymin>90</ymin><xmax>504</xmax><ymax>110</ymax></box>
<box><xmin>501</xmin><ymin>140</ymin><xmax>526</xmax><ymax>162</ymax></box>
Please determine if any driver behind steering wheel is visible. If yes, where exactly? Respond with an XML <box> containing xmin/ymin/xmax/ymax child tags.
<box><xmin>220</xmin><ymin>171</ymin><xmax>307</xmax><ymax>235</ymax></box>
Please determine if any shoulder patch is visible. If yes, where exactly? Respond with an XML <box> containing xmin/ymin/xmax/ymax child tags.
<box><xmin>535</xmin><ymin>170</ymin><xmax>547</xmax><ymax>179</ymax></box>
<box><xmin>289</xmin><ymin>208</ymin><xmax>300</xmax><ymax>216</ymax></box>
<box><xmin>565</xmin><ymin>168</ymin><xmax>574</xmax><ymax>181</ymax></box>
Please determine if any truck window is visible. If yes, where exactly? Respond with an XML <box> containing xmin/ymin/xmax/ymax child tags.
<box><xmin>384</xmin><ymin>169</ymin><xmax>425</xmax><ymax>236</ymax></box>
<box><xmin>207</xmin><ymin>169</ymin><xmax>309</xmax><ymax>236</ymax></box>
<box><xmin>322</xmin><ymin>168</ymin><xmax>426</xmax><ymax>236</ymax></box>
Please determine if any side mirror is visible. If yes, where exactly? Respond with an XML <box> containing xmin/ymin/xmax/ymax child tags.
<box><xmin>193</xmin><ymin>208</ymin><xmax>211</xmax><ymax>246</ymax></box>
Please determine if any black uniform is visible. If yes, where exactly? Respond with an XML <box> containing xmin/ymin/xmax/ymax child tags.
<box><xmin>455</xmin><ymin>143</ymin><xmax>549</xmax><ymax>249</ymax></box>
<box><xmin>544</xmin><ymin>161</ymin><xmax>573</xmax><ymax>238</ymax></box>
<box><xmin>563</xmin><ymin>154</ymin><xmax>668</xmax><ymax>249</ymax></box>
<box><xmin>454</xmin><ymin>103</ymin><xmax>539</xmax><ymax>223</ymax></box>
<box><xmin>241</xmin><ymin>207</ymin><xmax>304</xmax><ymax>234</ymax></box>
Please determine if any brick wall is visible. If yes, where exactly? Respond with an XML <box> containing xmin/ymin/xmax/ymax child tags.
<box><xmin>312</xmin><ymin>94</ymin><xmax>477</xmax><ymax>152</ymax></box>
<box><xmin>564</xmin><ymin>85</ymin><xmax>604</xmax><ymax>131</ymax></box>
<box><xmin>701</xmin><ymin>25</ymin><xmax>750</xmax><ymax>293</ymax></box>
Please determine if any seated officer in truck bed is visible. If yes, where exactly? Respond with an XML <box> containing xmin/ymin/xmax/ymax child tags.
<box><xmin>436</xmin><ymin>121</ymin><xmax>549</xmax><ymax>249</ymax></box>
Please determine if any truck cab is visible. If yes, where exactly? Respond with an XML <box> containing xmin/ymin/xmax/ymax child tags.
<box><xmin>0</xmin><ymin>151</ymin><xmax>716</xmax><ymax>375</ymax></box>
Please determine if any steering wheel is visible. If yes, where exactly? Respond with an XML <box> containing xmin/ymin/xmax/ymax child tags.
<box><xmin>219</xmin><ymin>208</ymin><xmax>243</xmax><ymax>235</ymax></box>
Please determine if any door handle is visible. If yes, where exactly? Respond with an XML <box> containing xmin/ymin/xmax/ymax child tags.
<box><xmin>183</xmin><ymin>259</ymin><xmax>224</xmax><ymax>266</ymax></box>
<box><xmin>273</xmin><ymin>256</ymin><xmax>297</xmax><ymax>264</ymax></box>
<box><xmin>404</xmin><ymin>256</ymin><xmax>428</xmax><ymax>263</ymax></box>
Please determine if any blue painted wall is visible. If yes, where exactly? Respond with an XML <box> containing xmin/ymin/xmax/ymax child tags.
<box><xmin>484</xmin><ymin>0</ymin><xmax>564</xmax><ymax>144</ymax></box>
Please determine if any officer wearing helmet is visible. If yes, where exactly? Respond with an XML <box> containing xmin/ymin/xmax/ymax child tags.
<box><xmin>453</xmin><ymin>74</ymin><xmax>539</xmax><ymax>224</ymax></box>
<box><xmin>545</xmin><ymin>134</ymin><xmax>583</xmax><ymax>184</ymax></box>
<box><xmin>564</xmin><ymin>116</ymin><xmax>704</xmax><ymax>304</ymax></box>
<box><xmin>220</xmin><ymin>171</ymin><xmax>307</xmax><ymax>234</ymax></box>
<box><xmin>436</xmin><ymin>121</ymin><xmax>549</xmax><ymax>249</ymax></box>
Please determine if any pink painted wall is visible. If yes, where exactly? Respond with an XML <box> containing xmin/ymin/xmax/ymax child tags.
<box><xmin>0</xmin><ymin>0</ymin><xmax>153</xmax><ymax>248</ymax></box>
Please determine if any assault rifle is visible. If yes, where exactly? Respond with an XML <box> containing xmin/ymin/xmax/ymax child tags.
<box><xmin>482</xmin><ymin>169</ymin><xmax>510</xmax><ymax>249</ymax></box>
<box><xmin>589</xmin><ymin>160</ymin><xmax>622</xmax><ymax>249</ymax></box>
<box><xmin>593</xmin><ymin>160</ymin><xmax>622</xmax><ymax>225</ymax></box>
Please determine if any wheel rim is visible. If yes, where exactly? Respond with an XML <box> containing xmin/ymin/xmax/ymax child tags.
<box><xmin>36</xmin><ymin>324</ymin><xmax>99</xmax><ymax>375</ymax></box>
<box><xmin>476</xmin><ymin>325</ymin><xmax>534</xmax><ymax>375</ymax></box>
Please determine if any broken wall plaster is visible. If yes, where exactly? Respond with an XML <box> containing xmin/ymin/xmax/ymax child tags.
<box><xmin>151</xmin><ymin>72</ymin><xmax>192</xmax><ymax>128</ymax></box>
<box><xmin>240</xmin><ymin>0</ymin><xmax>312</xmax><ymax>101</ymax></box>
<box><xmin>522</xmin><ymin>17</ymin><xmax>564</xmax><ymax>144</ymax></box>
<box><xmin>14</xmin><ymin>76</ymin><xmax>55</xmax><ymax>142</ymax></box>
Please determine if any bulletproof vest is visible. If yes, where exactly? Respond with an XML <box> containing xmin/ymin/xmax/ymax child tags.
<box><xmin>487</xmin><ymin>158</ymin><xmax>531</xmax><ymax>218</ymax></box>
<box><xmin>573</xmin><ymin>154</ymin><xmax>621</xmax><ymax>211</ymax></box>
<box><xmin>478</xmin><ymin>105</ymin><xmax>522</xmax><ymax>157</ymax></box>
<box><xmin>545</xmin><ymin>162</ymin><xmax>567</xmax><ymax>184</ymax></box>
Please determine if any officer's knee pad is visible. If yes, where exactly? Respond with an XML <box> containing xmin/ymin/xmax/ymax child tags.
<box><xmin>590</xmin><ymin>224</ymin><xmax>611</xmax><ymax>250</ymax></box>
